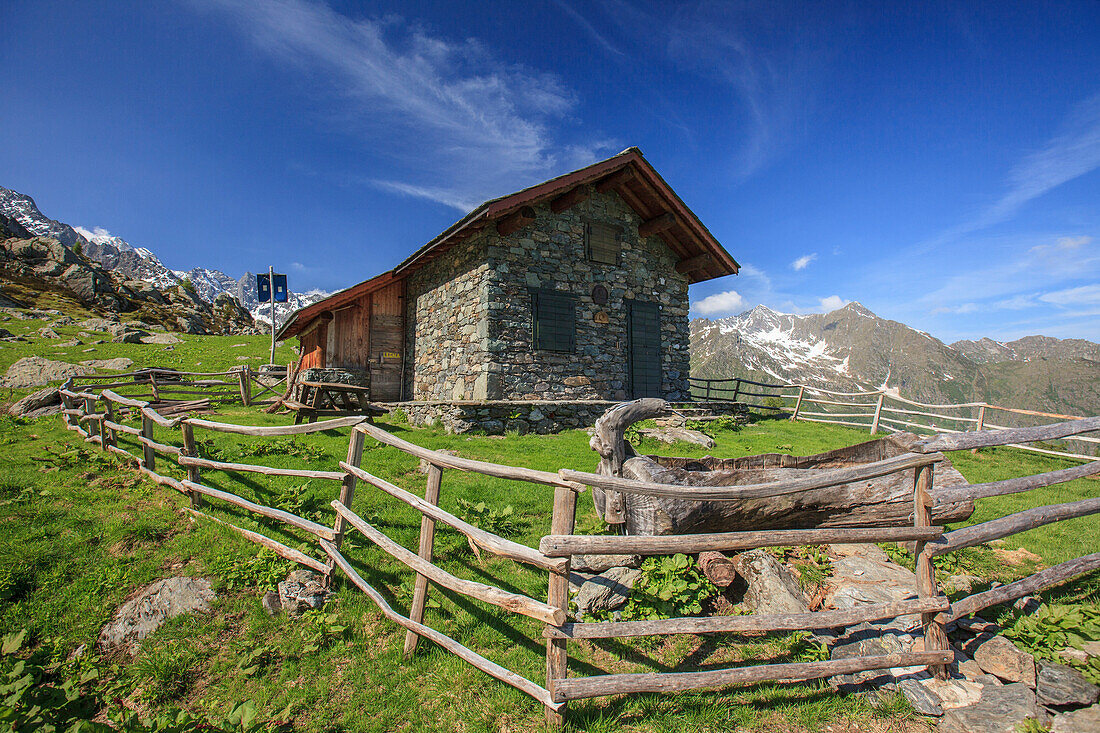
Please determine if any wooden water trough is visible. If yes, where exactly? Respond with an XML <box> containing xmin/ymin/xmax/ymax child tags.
<box><xmin>577</xmin><ymin>399</ymin><xmax>976</xmax><ymax>536</ymax></box>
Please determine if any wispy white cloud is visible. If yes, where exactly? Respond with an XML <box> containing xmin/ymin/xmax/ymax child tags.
<box><xmin>921</xmin><ymin>232</ymin><xmax>1100</xmax><ymax>311</ymax></box>
<box><xmin>791</xmin><ymin>252</ymin><xmax>817</xmax><ymax>271</ymax></box>
<box><xmin>193</xmin><ymin>0</ymin><xmax>613</xmax><ymax>211</ymax></box>
<box><xmin>929</xmin><ymin>93</ymin><xmax>1100</xmax><ymax>246</ymax></box>
<box><xmin>1040</xmin><ymin>283</ymin><xmax>1100</xmax><ymax>307</ymax></box>
<box><xmin>599</xmin><ymin>0</ymin><xmax>825</xmax><ymax>179</ymax></box>
<box><xmin>932</xmin><ymin>302</ymin><xmax>980</xmax><ymax>315</ymax></box>
<box><xmin>691</xmin><ymin>289</ymin><xmax>745</xmax><ymax>315</ymax></box>
<box><xmin>551</xmin><ymin>0</ymin><xmax>624</xmax><ymax>57</ymax></box>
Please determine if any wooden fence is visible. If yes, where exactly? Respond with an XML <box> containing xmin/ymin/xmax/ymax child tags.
<box><xmin>54</xmin><ymin>386</ymin><xmax>1100</xmax><ymax>724</ymax></box>
<box><xmin>688</xmin><ymin>376</ymin><xmax>1100</xmax><ymax>462</ymax></box>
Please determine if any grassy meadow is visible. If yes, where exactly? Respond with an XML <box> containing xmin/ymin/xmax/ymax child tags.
<box><xmin>1</xmin><ymin>319</ymin><xmax>1098</xmax><ymax>731</ymax></box>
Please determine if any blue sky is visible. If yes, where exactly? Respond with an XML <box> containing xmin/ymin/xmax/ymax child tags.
<box><xmin>2</xmin><ymin>0</ymin><xmax>1099</xmax><ymax>343</ymax></box>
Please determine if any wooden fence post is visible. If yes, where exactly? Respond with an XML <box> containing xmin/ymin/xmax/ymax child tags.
<box><xmin>704</xmin><ymin>380</ymin><xmax>711</xmax><ymax>401</ymax></box>
<box><xmin>238</xmin><ymin>367</ymin><xmax>252</xmax><ymax>407</ymax></box>
<box><xmin>913</xmin><ymin>463</ymin><xmax>949</xmax><ymax>680</ymax></box>
<box><xmin>791</xmin><ymin>386</ymin><xmax>806</xmax><ymax>421</ymax></box>
<box><xmin>329</xmin><ymin>429</ymin><xmax>365</xmax><ymax>584</ymax></box>
<box><xmin>61</xmin><ymin>391</ymin><xmax>74</xmax><ymax>429</ymax></box>
<box><xmin>731</xmin><ymin>378</ymin><xmax>742</xmax><ymax>403</ymax></box>
<box><xmin>971</xmin><ymin>405</ymin><xmax>987</xmax><ymax>454</ymax></box>
<box><xmin>84</xmin><ymin>396</ymin><xmax>103</xmax><ymax>448</ymax></box>
<box><xmin>141</xmin><ymin>413</ymin><xmax>156</xmax><ymax>471</ymax></box>
<box><xmin>103</xmin><ymin>397</ymin><xmax>117</xmax><ymax>449</ymax></box>
<box><xmin>545</xmin><ymin>485</ymin><xmax>577</xmax><ymax>725</ymax></box>
<box><xmin>180</xmin><ymin>421</ymin><xmax>203</xmax><ymax>508</ymax></box>
<box><xmin>404</xmin><ymin>463</ymin><xmax>443</xmax><ymax>656</ymax></box>
<box><xmin>870</xmin><ymin>392</ymin><xmax>885</xmax><ymax>435</ymax></box>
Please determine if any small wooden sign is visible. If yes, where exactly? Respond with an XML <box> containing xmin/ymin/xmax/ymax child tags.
<box><xmin>593</xmin><ymin>311</ymin><xmax>609</xmax><ymax>324</ymax></box>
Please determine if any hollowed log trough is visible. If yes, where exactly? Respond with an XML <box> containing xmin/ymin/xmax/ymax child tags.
<box><xmin>590</xmin><ymin>399</ymin><xmax>974</xmax><ymax>536</ymax></box>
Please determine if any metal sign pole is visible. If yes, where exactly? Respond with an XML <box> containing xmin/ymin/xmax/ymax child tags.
<box><xmin>269</xmin><ymin>264</ymin><xmax>276</xmax><ymax>366</ymax></box>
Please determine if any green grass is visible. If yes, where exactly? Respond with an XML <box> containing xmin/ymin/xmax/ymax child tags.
<box><xmin>0</xmin><ymin>309</ymin><xmax>297</xmax><ymax>403</ymax></box>
<box><xmin>1</xmin><ymin>321</ymin><xmax>1097</xmax><ymax>730</ymax></box>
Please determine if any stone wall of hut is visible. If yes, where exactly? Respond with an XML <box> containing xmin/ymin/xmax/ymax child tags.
<box><xmin>403</xmin><ymin>186</ymin><xmax>692</xmax><ymax>402</ymax></box>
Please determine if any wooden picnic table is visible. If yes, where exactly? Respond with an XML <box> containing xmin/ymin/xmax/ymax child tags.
<box><xmin>288</xmin><ymin>380</ymin><xmax>388</xmax><ymax>424</ymax></box>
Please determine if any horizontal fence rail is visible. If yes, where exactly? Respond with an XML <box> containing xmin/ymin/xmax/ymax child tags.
<box><xmin>690</xmin><ymin>374</ymin><xmax>1099</xmax><ymax>462</ymax></box>
<box><xmin>53</xmin><ymin>384</ymin><xmax>1100</xmax><ymax>725</ymax></box>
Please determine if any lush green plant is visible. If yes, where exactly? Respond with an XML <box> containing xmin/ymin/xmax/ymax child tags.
<box><xmin>621</xmin><ymin>554</ymin><xmax>718</xmax><ymax>621</ymax></box>
<box><xmin>1076</xmin><ymin>656</ymin><xmax>1100</xmax><ymax>685</ymax></box>
<box><xmin>1015</xmin><ymin>718</ymin><xmax>1051</xmax><ymax>733</ymax></box>
<box><xmin>238</xmin><ymin>438</ymin><xmax>326</xmax><ymax>461</ymax></box>
<box><xmin>455</xmin><ymin>499</ymin><xmax>524</xmax><ymax>537</ymax></box>
<box><xmin>206</xmin><ymin>548</ymin><xmax>291</xmax><ymax>592</ymax></box>
<box><xmin>296</xmin><ymin>610</ymin><xmax>347</xmax><ymax>655</ymax></box>
<box><xmin>762</xmin><ymin>396</ymin><xmax>786</xmax><ymax>412</ymax></box>
<box><xmin>234</xmin><ymin>642</ymin><xmax>280</xmax><ymax>678</ymax></box>
<box><xmin>0</xmin><ymin>629</ymin><xmax>100</xmax><ymax>731</ymax></box>
<box><xmin>1001</xmin><ymin>604</ymin><xmax>1100</xmax><ymax>662</ymax></box>
<box><xmin>131</xmin><ymin>642</ymin><xmax>201</xmax><ymax>703</ymax></box>
<box><xmin>684</xmin><ymin>415</ymin><xmax>742</xmax><ymax>436</ymax></box>
<box><xmin>0</xmin><ymin>628</ymin><xmax>287</xmax><ymax>731</ymax></box>
<box><xmin>388</xmin><ymin>408</ymin><xmax>408</xmax><ymax>424</ymax></box>
<box><xmin>788</xmin><ymin>630</ymin><xmax>830</xmax><ymax>662</ymax></box>
<box><xmin>770</xmin><ymin>545</ymin><xmax>832</xmax><ymax>590</ymax></box>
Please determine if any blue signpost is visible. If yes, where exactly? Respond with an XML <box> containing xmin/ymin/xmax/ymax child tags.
<box><xmin>257</xmin><ymin>267</ymin><xmax>289</xmax><ymax>365</ymax></box>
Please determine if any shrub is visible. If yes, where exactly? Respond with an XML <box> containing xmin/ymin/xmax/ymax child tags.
<box><xmin>455</xmin><ymin>499</ymin><xmax>525</xmax><ymax>538</ymax></box>
<box><xmin>621</xmin><ymin>554</ymin><xmax>718</xmax><ymax>621</ymax></box>
<box><xmin>1001</xmin><ymin>604</ymin><xmax>1100</xmax><ymax>662</ymax></box>
<box><xmin>206</xmin><ymin>547</ymin><xmax>291</xmax><ymax>592</ymax></box>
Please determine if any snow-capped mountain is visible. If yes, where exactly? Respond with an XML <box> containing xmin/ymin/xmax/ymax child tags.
<box><xmin>0</xmin><ymin>187</ymin><xmax>87</xmax><ymax>249</ymax></box>
<box><xmin>692</xmin><ymin>303</ymin><xmax>1100</xmax><ymax>418</ymax></box>
<box><xmin>0</xmin><ymin>184</ymin><xmax>329</xmax><ymax>327</ymax></box>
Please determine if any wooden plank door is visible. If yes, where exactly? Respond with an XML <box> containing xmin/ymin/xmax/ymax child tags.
<box><xmin>627</xmin><ymin>300</ymin><xmax>662</xmax><ymax>398</ymax></box>
<box><xmin>369</xmin><ymin>281</ymin><xmax>404</xmax><ymax>402</ymax></box>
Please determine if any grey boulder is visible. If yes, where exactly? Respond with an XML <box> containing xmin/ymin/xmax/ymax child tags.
<box><xmin>97</xmin><ymin>576</ymin><xmax>216</xmax><ymax>651</ymax></box>
<box><xmin>1037</xmin><ymin>662</ymin><xmax>1099</xmax><ymax>708</ymax></box>
<box><xmin>574</xmin><ymin>566</ymin><xmax>641</xmax><ymax>616</ymax></box>
<box><xmin>732</xmin><ymin>549</ymin><xmax>809</xmax><ymax>615</ymax></box>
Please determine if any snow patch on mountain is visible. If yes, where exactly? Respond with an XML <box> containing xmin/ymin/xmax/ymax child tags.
<box><xmin>0</xmin><ymin>184</ymin><xmax>331</xmax><ymax>328</ymax></box>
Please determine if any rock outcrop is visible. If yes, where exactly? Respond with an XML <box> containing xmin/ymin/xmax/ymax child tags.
<box><xmin>0</xmin><ymin>234</ymin><xmax>255</xmax><ymax>334</ymax></box>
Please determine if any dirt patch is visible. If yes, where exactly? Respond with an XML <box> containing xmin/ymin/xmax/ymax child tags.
<box><xmin>991</xmin><ymin>546</ymin><xmax>1043</xmax><ymax>566</ymax></box>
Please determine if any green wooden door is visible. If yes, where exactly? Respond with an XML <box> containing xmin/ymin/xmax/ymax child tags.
<box><xmin>627</xmin><ymin>300</ymin><xmax>662</xmax><ymax>398</ymax></box>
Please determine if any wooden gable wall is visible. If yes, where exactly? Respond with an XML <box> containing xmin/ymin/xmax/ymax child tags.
<box><xmin>300</xmin><ymin>278</ymin><xmax>405</xmax><ymax>401</ymax></box>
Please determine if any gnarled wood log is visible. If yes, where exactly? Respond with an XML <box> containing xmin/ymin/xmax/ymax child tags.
<box><xmin>588</xmin><ymin>402</ymin><xmax>974</xmax><ymax>536</ymax></box>
<box><xmin>589</xmin><ymin>398</ymin><xmax>668</xmax><ymax>523</ymax></box>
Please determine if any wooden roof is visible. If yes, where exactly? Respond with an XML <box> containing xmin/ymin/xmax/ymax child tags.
<box><xmin>279</xmin><ymin>148</ymin><xmax>738</xmax><ymax>339</ymax></box>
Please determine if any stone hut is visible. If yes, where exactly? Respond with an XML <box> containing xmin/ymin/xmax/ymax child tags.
<box><xmin>278</xmin><ymin>148</ymin><xmax>739</xmax><ymax>409</ymax></box>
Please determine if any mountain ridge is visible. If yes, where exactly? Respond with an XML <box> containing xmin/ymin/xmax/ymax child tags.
<box><xmin>691</xmin><ymin>302</ymin><xmax>1100</xmax><ymax>418</ymax></box>
<box><xmin>0</xmin><ymin>185</ymin><xmax>329</xmax><ymax>327</ymax></box>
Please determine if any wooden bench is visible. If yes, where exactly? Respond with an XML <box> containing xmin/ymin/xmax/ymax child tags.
<box><xmin>290</xmin><ymin>380</ymin><xmax>388</xmax><ymax>424</ymax></box>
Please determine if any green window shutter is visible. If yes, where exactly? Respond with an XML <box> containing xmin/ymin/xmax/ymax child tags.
<box><xmin>532</xmin><ymin>290</ymin><xmax>576</xmax><ymax>352</ymax></box>
<box><xmin>586</xmin><ymin>222</ymin><xmax>620</xmax><ymax>265</ymax></box>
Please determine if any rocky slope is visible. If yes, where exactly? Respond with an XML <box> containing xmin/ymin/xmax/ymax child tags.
<box><xmin>0</xmin><ymin>185</ymin><xmax>328</xmax><ymax>327</ymax></box>
<box><xmin>691</xmin><ymin>303</ymin><xmax>1100</xmax><ymax>417</ymax></box>
<box><xmin>0</xmin><ymin>220</ymin><xmax>255</xmax><ymax>335</ymax></box>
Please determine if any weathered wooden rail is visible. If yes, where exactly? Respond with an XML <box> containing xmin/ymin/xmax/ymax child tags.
<box><xmin>54</xmin><ymin>389</ymin><xmax>1100</xmax><ymax>725</ymax></box>
<box><xmin>688</xmin><ymin>376</ymin><xmax>1100</xmax><ymax>462</ymax></box>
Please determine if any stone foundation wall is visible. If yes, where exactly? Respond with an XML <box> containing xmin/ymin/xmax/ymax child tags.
<box><xmin>389</xmin><ymin>400</ymin><xmax>747</xmax><ymax>435</ymax></box>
